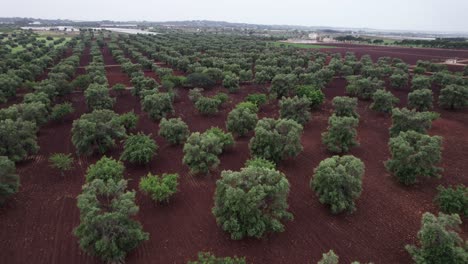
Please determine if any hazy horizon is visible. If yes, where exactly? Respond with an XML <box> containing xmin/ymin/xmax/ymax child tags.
<box><xmin>3</xmin><ymin>0</ymin><xmax>468</xmax><ymax>33</ymax></box>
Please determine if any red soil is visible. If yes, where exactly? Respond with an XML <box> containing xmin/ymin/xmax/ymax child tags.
<box><xmin>0</xmin><ymin>47</ymin><xmax>467</xmax><ymax>264</ymax></box>
<box><xmin>319</xmin><ymin>43</ymin><xmax>468</xmax><ymax>66</ymax></box>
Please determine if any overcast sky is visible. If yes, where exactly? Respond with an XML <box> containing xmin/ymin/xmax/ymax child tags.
<box><xmin>2</xmin><ymin>0</ymin><xmax>468</xmax><ymax>32</ymax></box>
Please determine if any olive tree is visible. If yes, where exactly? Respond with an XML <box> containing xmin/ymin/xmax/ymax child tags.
<box><xmin>390</xmin><ymin>73</ymin><xmax>409</xmax><ymax>89</ymax></box>
<box><xmin>212</xmin><ymin>166</ymin><xmax>293</xmax><ymax>240</ymax></box>
<box><xmin>226</xmin><ymin>106</ymin><xmax>258</xmax><ymax>137</ymax></box>
<box><xmin>311</xmin><ymin>155</ymin><xmax>364</xmax><ymax>214</ymax></box>
<box><xmin>139</xmin><ymin>173</ymin><xmax>179</xmax><ymax>203</ymax></box>
<box><xmin>249</xmin><ymin>118</ymin><xmax>303</xmax><ymax>163</ymax></box>
<box><xmin>279</xmin><ymin>96</ymin><xmax>311</xmax><ymax>125</ymax></box>
<box><xmin>411</xmin><ymin>75</ymin><xmax>432</xmax><ymax>90</ymax></box>
<box><xmin>296</xmin><ymin>85</ymin><xmax>325</xmax><ymax>109</ymax></box>
<box><xmin>438</xmin><ymin>85</ymin><xmax>468</xmax><ymax>110</ymax></box>
<box><xmin>85</xmin><ymin>156</ymin><xmax>125</xmax><ymax>183</ymax></box>
<box><xmin>50</xmin><ymin>103</ymin><xmax>74</xmax><ymax>122</ymax></box>
<box><xmin>84</xmin><ymin>83</ymin><xmax>115</xmax><ymax>110</ymax></box>
<box><xmin>182</xmin><ymin>132</ymin><xmax>223</xmax><ymax>174</ymax></box>
<box><xmin>332</xmin><ymin>96</ymin><xmax>359</xmax><ymax>118</ymax></box>
<box><xmin>406</xmin><ymin>212</ymin><xmax>467</xmax><ymax>264</ymax></box>
<box><xmin>322</xmin><ymin>115</ymin><xmax>359</xmax><ymax>153</ymax></box>
<box><xmin>74</xmin><ymin>179</ymin><xmax>148</xmax><ymax>263</ymax></box>
<box><xmin>118</xmin><ymin>111</ymin><xmax>139</xmax><ymax>131</ymax></box>
<box><xmin>195</xmin><ymin>96</ymin><xmax>222</xmax><ymax>115</ymax></box>
<box><xmin>408</xmin><ymin>89</ymin><xmax>434</xmax><ymax>111</ymax></box>
<box><xmin>370</xmin><ymin>90</ymin><xmax>399</xmax><ymax>113</ymax></box>
<box><xmin>142</xmin><ymin>92</ymin><xmax>174</xmax><ymax>121</ymax></box>
<box><xmin>0</xmin><ymin>119</ymin><xmax>38</xmax><ymax>162</ymax></box>
<box><xmin>223</xmin><ymin>74</ymin><xmax>240</xmax><ymax>93</ymax></box>
<box><xmin>435</xmin><ymin>185</ymin><xmax>468</xmax><ymax>217</ymax></box>
<box><xmin>158</xmin><ymin>117</ymin><xmax>190</xmax><ymax>145</ymax></box>
<box><xmin>386</xmin><ymin>130</ymin><xmax>442</xmax><ymax>185</ymax></box>
<box><xmin>346</xmin><ymin>76</ymin><xmax>383</xmax><ymax>100</ymax></box>
<box><xmin>120</xmin><ymin>133</ymin><xmax>157</xmax><ymax>165</ymax></box>
<box><xmin>270</xmin><ymin>73</ymin><xmax>298</xmax><ymax>98</ymax></box>
<box><xmin>71</xmin><ymin>110</ymin><xmax>126</xmax><ymax>156</ymax></box>
<box><xmin>389</xmin><ymin>108</ymin><xmax>439</xmax><ymax>137</ymax></box>
<box><xmin>0</xmin><ymin>156</ymin><xmax>19</xmax><ymax>205</ymax></box>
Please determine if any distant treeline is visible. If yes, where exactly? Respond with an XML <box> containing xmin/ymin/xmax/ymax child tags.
<box><xmin>336</xmin><ymin>35</ymin><xmax>468</xmax><ymax>49</ymax></box>
<box><xmin>395</xmin><ymin>38</ymin><xmax>468</xmax><ymax>49</ymax></box>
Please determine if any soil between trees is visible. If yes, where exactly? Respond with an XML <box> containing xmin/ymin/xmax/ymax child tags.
<box><xmin>0</xmin><ymin>44</ymin><xmax>467</xmax><ymax>264</ymax></box>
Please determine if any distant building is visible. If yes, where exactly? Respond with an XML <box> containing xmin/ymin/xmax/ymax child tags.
<box><xmin>308</xmin><ymin>33</ymin><xmax>318</xmax><ymax>40</ymax></box>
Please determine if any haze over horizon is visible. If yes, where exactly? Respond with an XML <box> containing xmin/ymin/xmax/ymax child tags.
<box><xmin>3</xmin><ymin>0</ymin><xmax>468</xmax><ymax>33</ymax></box>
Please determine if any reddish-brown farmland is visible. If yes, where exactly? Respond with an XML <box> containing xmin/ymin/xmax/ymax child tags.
<box><xmin>0</xmin><ymin>45</ymin><xmax>467</xmax><ymax>264</ymax></box>
<box><xmin>320</xmin><ymin>43</ymin><xmax>468</xmax><ymax>66</ymax></box>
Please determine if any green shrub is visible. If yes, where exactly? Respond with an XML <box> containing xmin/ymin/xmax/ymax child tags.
<box><xmin>202</xmin><ymin>68</ymin><xmax>224</xmax><ymax>82</ymax></box>
<box><xmin>411</xmin><ymin>75</ymin><xmax>431</xmax><ymax>90</ymax></box>
<box><xmin>332</xmin><ymin>96</ymin><xmax>359</xmax><ymax>118</ymax></box>
<box><xmin>50</xmin><ymin>102</ymin><xmax>74</xmax><ymax>121</ymax></box>
<box><xmin>370</xmin><ymin>90</ymin><xmax>399</xmax><ymax>113</ymax></box>
<box><xmin>24</xmin><ymin>92</ymin><xmax>51</xmax><ymax>107</ymax></box>
<box><xmin>118</xmin><ymin>111</ymin><xmax>139</xmax><ymax>131</ymax></box>
<box><xmin>112</xmin><ymin>83</ymin><xmax>126</xmax><ymax>95</ymax></box>
<box><xmin>311</xmin><ymin>155</ymin><xmax>364</xmax><ymax>214</ymax></box>
<box><xmin>244</xmin><ymin>157</ymin><xmax>276</xmax><ymax>170</ymax></box>
<box><xmin>406</xmin><ymin>213</ymin><xmax>467</xmax><ymax>264</ymax></box>
<box><xmin>249</xmin><ymin>118</ymin><xmax>303</xmax><ymax>163</ymax></box>
<box><xmin>0</xmin><ymin>119</ymin><xmax>38</xmax><ymax>162</ymax></box>
<box><xmin>204</xmin><ymin>127</ymin><xmax>234</xmax><ymax>151</ymax></box>
<box><xmin>158</xmin><ymin>117</ymin><xmax>190</xmax><ymax>145</ymax></box>
<box><xmin>270</xmin><ymin>73</ymin><xmax>298</xmax><ymax>98</ymax></box>
<box><xmin>85</xmin><ymin>156</ymin><xmax>124</xmax><ymax>183</ymax></box>
<box><xmin>322</xmin><ymin>115</ymin><xmax>359</xmax><ymax>153</ymax></box>
<box><xmin>239</xmin><ymin>69</ymin><xmax>253</xmax><ymax>82</ymax></box>
<box><xmin>390</xmin><ymin>73</ymin><xmax>409</xmax><ymax>89</ymax></box>
<box><xmin>386</xmin><ymin>130</ymin><xmax>442</xmax><ymax>185</ymax></box>
<box><xmin>139</xmin><ymin>173</ymin><xmax>179</xmax><ymax>203</ymax></box>
<box><xmin>438</xmin><ymin>85</ymin><xmax>468</xmax><ymax>109</ymax></box>
<box><xmin>346</xmin><ymin>76</ymin><xmax>383</xmax><ymax>100</ymax></box>
<box><xmin>212</xmin><ymin>166</ymin><xmax>292</xmax><ymax>240</ymax></box>
<box><xmin>213</xmin><ymin>92</ymin><xmax>229</xmax><ymax>104</ymax></box>
<box><xmin>0</xmin><ymin>103</ymin><xmax>49</xmax><ymax>127</ymax></box>
<box><xmin>317</xmin><ymin>250</ymin><xmax>370</xmax><ymax>264</ymax></box>
<box><xmin>120</xmin><ymin>133</ymin><xmax>157</xmax><ymax>165</ymax></box>
<box><xmin>72</xmin><ymin>110</ymin><xmax>126</xmax><ymax>155</ymax></box>
<box><xmin>435</xmin><ymin>185</ymin><xmax>467</xmax><ymax>217</ymax></box>
<box><xmin>188</xmin><ymin>252</ymin><xmax>246</xmax><ymax>264</ymax></box>
<box><xmin>188</xmin><ymin>88</ymin><xmax>204</xmax><ymax>102</ymax></box>
<box><xmin>49</xmin><ymin>153</ymin><xmax>73</xmax><ymax>176</ymax></box>
<box><xmin>195</xmin><ymin>96</ymin><xmax>222</xmax><ymax>115</ymax></box>
<box><xmin>183</xmin><ymin>132</ymin><xmax>223</xmax><ymax>174</ymax></box>
<box><xmin>84</xmin><ymin>83</ymin><xmax>115</xmax><ymax>110</ymax></box>
<box><xmin>0</xmin><ymin>156</ymin><xmax>19</xmax><ymax>205</ymax></box>
<box><xmin>245</xmin><ymin>93</ymin><xmax>268</xmax><ymax>107</ymax></box>
<box><xmin>413</xmin><ymin>66</ymin><xmax>426</xmax><ymax>74</ymax></box>
<box><xmin>223</xmin><ymin>74</ymin><xmax>240</xmax><ymax>93</ymax></box>
<box><xmin>74</xmin><ymin>179</ymin><xmax>148</xmax><ymax>263</ymax></box>
<box><xmin>408</xmin><ymin>89</ymin><xmax>433</xmax><ymax>111</ymax></box>
<box><xmin>142</xmin><ymin>92</ymin><xmax>174</xmax><ymax>121</ymax></box>
<box><xmin>279</xmin><ymin>96</ymin><xmax>311</xmax><ymax>125</ymax></box>
<box><xmin>296</xmin><ymin>85</ymin><xmax>325</xmax><ymax>109</ymax></box>
<box><xmin>226</xmin><ymin>106</ymin><xmax>258</xmax><ymax>137</ymax></box>
<box><xmin>186</xmin><ymin>72</ymin><xmax>216</xmax><ymax>88</ymax></box>
<box><xmin>317</xmin><ymin>250</ymin><xmax>339</xmax><ymax>264</ymax></box>
<box><xmin>389</xmin><ymin>108</ymin><xmax>439</xmax><ymax>137</ymax></box>
<box><xmin>235</xmin><ymin>101</ymin><xmax>258</xmax><ymax>113</ymax></box>
<box><xmin>71</xmin><ymin>74</ymin><xmax>92</xmax><ymax>90</ymax></box>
